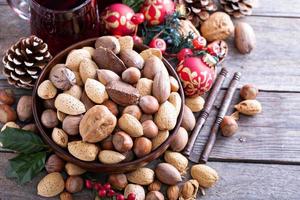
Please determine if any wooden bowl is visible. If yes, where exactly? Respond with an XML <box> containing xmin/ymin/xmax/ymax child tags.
<box><xmin>32</xmin><ymin>38</ymin><xmax>184</xmax><ymax>173</ymax></box>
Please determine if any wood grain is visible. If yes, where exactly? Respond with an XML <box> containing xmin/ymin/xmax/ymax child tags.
<box><xmin>190</xmin><ymin>90</ymin><xmax>300</xmax><ymax>163</ymax></box>
<box><xmin>0</xmin><ymin>153</ymin><xmax>93</xmax><ymax>200</ymax></box>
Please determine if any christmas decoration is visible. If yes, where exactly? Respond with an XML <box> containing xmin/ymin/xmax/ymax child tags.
<box><xmin>149</xmin><ymin>38</ymin><xmax>167</xmax><ymax>53</ymax></box>
<box><xmin>220</xmin><ymin>0</ymin><xmax>254</xmax><ymax>18</ymax></box>
<box><xmin>177</xmin><ymin>48</ymin><xmax>193</xmax><ymax>61</ymax></box>
<box><xmin>122</xmin><ymin>0</ymin><xmax>145</xmax><ymax>12</ymax></box>
<box><xmin>177</xmin><ymin>57</ymin><xmax>215</xmax><ymax>96</ymax></box>
<box><xmin>192</xmin><ymin>36</ymin><xmax>207</xmax><ymax>50</ymax></box>
<box><xmin>184</xmin><ymin>0</ymin><xmax>218</xmax><ymax>27</ymax></box>
<box><xmin>100</xmin><ymin>3</ymin><xmax>144</xmax><ymax>36</ymax></box>
<box><xmin>140</xmin><ymin>0</ymin><xmax>175</xmax><ymax>26</ymax></box>
<box><xmin>2</xmin><ymin>35</ymin><xmax>52</xmax><ymax>89</ymax></box>
<box><xmin>206</xmin><ymin>40</ymin><xmax>228</xmax><ymax>63</ymax></box>
<box><xmin>139</xmin><ymin>12</ymin><xmax>194</xmax><ymax>54</ymax></box>
<box><xmin>177</xmin><ymin>19</ymin><xmax>200</xmax><ymax>39</ymax></box>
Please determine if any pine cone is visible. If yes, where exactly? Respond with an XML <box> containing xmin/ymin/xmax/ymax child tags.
<box><xmin>220</xmin><ymin>0</ymin><xmax>254</xmax><ymax>18</ymax></box>
<box><xmin>2</xmin><ymin>35</ymin><xmax>52</xmax><ymax>89</ymax></box>
<box><xmin>184</xmin><ymin>0</ymin><xmax>218</xmax><ymax>28</ymax></box>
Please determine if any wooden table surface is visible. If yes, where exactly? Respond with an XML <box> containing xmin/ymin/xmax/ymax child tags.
<box><xmin>1</xmin><ymin>0</ymin><xmax>300</xmax><ymax>199</ymax></box>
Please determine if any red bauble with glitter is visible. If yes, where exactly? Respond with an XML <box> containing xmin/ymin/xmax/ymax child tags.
<box><xmin>177</xmin><ymin>57</ymin><xmax>215</xmax><ymax>96</ymax></box>
<box><xmin>140</xmin><ymin>0</ymin><xmax>175</xmax><ymax>26</ymax></box>
<box><xmin>100</xmin><ymin>3</ymin><xmax>138</xmax><ymax>36</ymax></box>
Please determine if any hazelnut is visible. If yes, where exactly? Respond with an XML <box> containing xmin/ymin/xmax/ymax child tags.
<box><xmin>112</xmin><ymin>131</ymin><xmax>133</xmax><ymax>153</ymax></box>
<box><xmin>108</xmin><ymin>173</ymin><xmax>128</xmax><ymax>190</ymax></box>
<box><xmin>169</xmin><ymin>76</ymin><xmax>179</xmax><ymax>92</ymax></box>
<box><xmin>0</xmin><ymin>89</ymin><xmax>15</xmax><ymax>105</ymax></box>
<box><xmin>142</xmin><ymin>120</ymin><xmax>159</xmax><ymax>139</ymax></box>
<box><xmin>122</xmin><ymin>150</ymin><xmax>135</xmax><ymax>162</ymax></box>
<box><xmin>100</xmin><ymin>136</ymin><xmax>114</xmax><ymax>150</ymax></box>
<box><xmin>122</xmin><ymin>105</ymin><xmax>142</xmax><ymax>120</ymax></box>
<box><xmin>133</xmin><ymin>137</ymin><xmax>152</xmax><ymax>157</ymax></box>
<box><xmin>240</xmin><ymin>84</ymin><xmax>259</xmax><ymax>100</ymax></box>
<box><xmin>60</xmin><ymin>192</ymin><xmax>73</xmax><ymax>200</ymax></box>
<box><xmin>220</xmin><ymin>116</ymin><xmax>238</xmax><ymax>137</ymax></box>
<box><xmin>43</xmin><ymin>99</ymin><xmax>56</xmax><ymax>109</ymax></box>
<box><xmin>139</xmin><ymin>96</ymin><xmax>159</xmax><ymax>114</ymax></box>
<box><xmin>148</xmin><ymin>180</ymin><xmax>162</xmax><ymax>191</ymax></box>
<box><xmin>41</xmin><ymin>109</ymin><xmax>59</xmax><ymax>129</ymax></box>
<box><xmin>22</xmin><ymin>123</ymin><xmax>38</xmax><ymax>133</ymax></box>
<box><xmin>45</xmin><ymin>154</ymin><xmax>65</xmax><ymax>173</ymax></box>
<box><xmin>167</xmin><ymin>185</ymin><xmax>179</xmax><ymax>200</ymax></box>
<box><xmin>103</xmin><ymin>100</ymin><xmax>119</xmax><ymax>116</ymax></box>
<box><xmin>140</xmin><ymin>114</ymin><xmax>153</xmax><ymax>123</ymax></box>
<box><xmin>65</xmin><ymin>176</ymin><xmax>84</xmax><ymax>193</ymax></box>
<box><xmin>62</xmin><ymin>115</ymin><xmax>82</xmax><ymax>136</ymax></box>
<box><xmin>146</xmin><ymin>191</ymin><xmax>164</xmax><ymax>200</ymax></box>
<box><xmin>122</xmin><ymin>67</ymin><xmax>141</xmax><ymax>84</ymax></box>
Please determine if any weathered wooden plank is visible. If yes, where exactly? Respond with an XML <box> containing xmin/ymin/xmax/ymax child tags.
<box><xmin>1</xmin><ymin>152</ymin><xmax>300</xmax><ymax>200</ymax></box>
<box><xmin>190</xmin><ymin>90</ymin><xmax>300</xmax><ymax>163</ymax></box>
<box><xmin>252</xmin><ymin>0</ymin><xmax>300</xmax><ymax>17</ymax></box>
<box><xmin>0</xmin><ymin>153</ymin><xmax>93</xmax><ymax>200</ymax></box>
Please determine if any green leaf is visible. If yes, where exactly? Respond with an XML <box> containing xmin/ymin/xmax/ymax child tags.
<box><xmin>7</xmin><ymin>151</ymin><xmax>47</xmax><ymax>184</ymax></box>
<box><xmin>122</xmin><ymin>0</ymin><xmax>144</xmax><ymax>12</ymax></box>
<box><xmin>0</xmin><ymin>127</ymin><xmax>47</xmax><ymax>154</ymax></box>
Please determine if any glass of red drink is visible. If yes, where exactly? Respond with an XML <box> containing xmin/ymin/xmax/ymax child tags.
<box><xmin>7</xmin><ymin>0</ymin><xmax>100</xmax><ymax>55</ymax></box>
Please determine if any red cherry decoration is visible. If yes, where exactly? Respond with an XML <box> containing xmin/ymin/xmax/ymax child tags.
<box><xmin>98</xmin><ymin>189</ymin><xmax>107</xmax><ymax>197</ymax></box>
<box><xmin>103</xmin><ymin>183</ymin><xmax>111</xmax><ymax>191</ymax></box>
<box><xmin>177</xmin><ymin>48</ymin><xmax>193</xmax><ymax>61</ymax></box>
<box><xmin>127</xmin><ymin>193</ymin><xmax>136</xmax><ymax>200</ymax></box>
<box><xmin>132</xmin><ymin>35</ymin><xmax>143</xmax><ymax>45</ymax></box>
<box><xmin>94</xmin><ymin>183</ymin><xmax>102</xmax><ymax>191</ymax></box>
<box><xmin>177</xmin><ymin>57</ymin><xmax>215</xmax><ymax>96</ymax></box>
<box><xmin>149</xmin><ymin>38</ymin><xmax>166</xmax><ymax>53</ymax></box>
<box><xmin>107</xmin><ymin>189</ymin><xmax>116</xmax><ymax>197</ymax></box>
<box><xmin>85</xmin><ymin>179</ymin><xmax>93</xmax><ymax>189</ymax></box>
<box><xmin>117</xmin><ymin>194</ymin><xmax>125</xmax><ymax>200</ymax></box>
<box><xmin>131</xmin><ymin>13</ymin><xmax>145</xmax><ymax>25</ymax></box>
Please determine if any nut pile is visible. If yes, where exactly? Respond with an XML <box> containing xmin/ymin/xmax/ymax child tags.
<box><xmin>37</xmin><ymin>36</ymin><xmax>182</xmax><ymax>164</ymax></box>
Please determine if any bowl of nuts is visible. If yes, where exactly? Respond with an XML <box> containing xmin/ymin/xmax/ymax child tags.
<box><xmin>32</xmin><ymin>36</ymin><xmax>184</xmax><ymax>173</ymax></box>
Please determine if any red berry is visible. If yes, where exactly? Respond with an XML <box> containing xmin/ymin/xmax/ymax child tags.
<box><xmin>117</xmin><ymin>194</ymin><xmax>125</xmax><ymax>200</ymax></box>
<box><xmin>131</xmin><ymin>13</ymin><xmax>145</xmax><ymax>25</ymax></box>
<box><xmin>94</xmin><ymin>183</ymin><xmax>102</xmax><ymax>191</ymax></box>
<box><xmin>103</xmin><ymin>183</ymin><xmax>111</xmax><ymax>191</ymax></box>
<box><xmin>127</xmin><ymin>193</ymin><xmax>136</xmax><ymax>200</ymax></box>
<box><xmin>177</xmin><ymin>48</ymin><xmax>193</xmax><ymax>61</ymax></box>
<box><xmin>132</xmin><ymin>36</ymin><xmax>143</xmax><ymax>45</ymax></box>
<box><xmin>149</xmin><ymin>38</ymin><xmax>166</xmax><ymax>53</ymax></box>
<box><xmin>85</xmin><ymin>179</ymin><xmax>93</xmax><ymax>189</ymax></box>
<box><xmin>192</xmin><ymin>36</ymin><xmax>207</xmax><ymax>50</ymax></box>
<box><xmin>98</xmin><ymin>189</ymin><xmax>107</xmax><ymax>197</ymax></box>
<box><xmin>107</xmin><ymin>189</ymin><xmax>116</xmax><ymax>197</ymax></box>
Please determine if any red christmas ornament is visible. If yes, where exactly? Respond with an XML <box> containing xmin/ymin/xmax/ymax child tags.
<box><xmin>101</xmin><ymin>4</ymin><xmax>138</xmax><ymax>36</ymax></box>
<box><xmin>177</xmin><ymin>48</ymin><xmax>193</xmax><ymax>61</ymax></box>
<box><xmin>131</xmin><ymin>13</ymin><xmax>145</xmax><ymax>25</ymax></box>
<box><xmin>140</xmin><ymin>0</ymin><xmax>175</xmax><ymax>26</ymax></box>
<box><xmin>192</xmin><ymin>36</ymin><xmax>207</xmax><ymax>50</ymax></box>
<box><xmin>132</xmin><ymin>35</ymin><xmax>144</xmax><ymax>45</ymax></box>
<box><xmin>177</xmin><ymin>57</ymin><xmax>215</xmax><ymax>96</ymax></box>
<box><xmin>149</xmin><ymin>38</ymin><xmax>167</xmax><ymax>53</ymax></box>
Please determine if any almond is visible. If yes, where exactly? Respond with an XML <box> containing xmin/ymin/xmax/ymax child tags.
<box><xmin>54</xmin><ymin>93</ymin><xmax>86</xmax><ymax>115</ymax></box>
<box><xmin>106</xmin><ymin>80</ymin><xmax>140</xmax><ymax>106</ymax></box>
<box><xmin>85</xmin><ymin>78</ymin><xmax>108</xmax><ymax>104</ymax></box>
<box><xmin>234</xmin><ymin>100</ymin><xmax>262</xmax><ymax>115</ymax></box>
<box><xmin>118</xmin><ymin>114</ymin><xmax>143</xmax><ymax>137</ymax></box>
<box><xmin>65</xmin><ymin>162</ymin><xmax>86</xmax><ymax>176</ymax></box>
<box><xmin>79</xmin><ymin>58</ymin><xmax>98</xmax><ymax>83</ymax></box>
<box><xmin>168</xmin><ymin>92</ymin><xmax>182</xmax><ymax>116</ymax></box>
<box><xmin>185</xmin><ymin>96</ymin><xmax>205</xmax><ymax>112</ymax></box>
<box><xmin>98</xmin><ymin>150</ymin><xmax>126</xmax><ymax>164</ymax></box>
<box><xmin>37</xmin><ymin>172</ymin><xmax>65</xmax><ymax>197</ymax></box>
<box><xmin>126</xmin><ymin>168</ymin><xmax>155</xmax><ymax>185</ymax></box>
<box><xmin>37</xmin><ymin>80</ymin><xmax>57</xmax><ymax>99</ymax></box>
<box><xmin>154</xmin><ymin>101</ymin><xmax>177</xmax><ymax>131</ymax></box>
<box><xmin>65</xmin><ymin>49</ymin><xmax>91</xmax><ymax>71</ymax></box>
<box><xmin>191</xmin><ymin>164</ymin><xmax>219</xmax><ymax>188</ymax></box>
<box><xmin>136</xmin><ymin>78</ymin><xmax>153</xmax><ymax>96</ymax></box>
<box><xmin>52</xmin><ymin>128</ymin><xmax>68</xmax><ymax>148</ymax></box>
<box><xmin>68</xmin><ymin>141</ymin><xmax>99</xmax><ymax>161</ymax></box>
<box><xmin>164</xmin><ymin>151</ymin><xmax>188</xmax><ymax>173</ymax></box>
<box><xmin>151</xmin><ymin>130</ymin><xmax>169</xmax><ymax>150</ymax></box>
<box><xmin>124</xmin><ymin>184</ymin><xmax>145</xmax><ymax>200</ymax></box>
<box><xmin>152</xmin><ymin>71</ymin><xmax>170</xmax><ymax>103</ymax></box>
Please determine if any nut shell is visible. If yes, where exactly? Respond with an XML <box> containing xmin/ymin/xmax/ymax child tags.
<box><xmin>112</xmin><ymin>131</ymin><xmax>133</xmax><ymax>153</ymax></box>
<box><xmin>45</xmin><ymin>154</ymin><xmax>65</xmax><ymax>173</ymax></box>
<box><xmin>191</xmin><ymin>164</ymin><xmax>219</xmax><ymax>188</ymax></box>
<box><xmin>126</xmin><ymin>167</ymin><xmax>155</xmax><ymax>185</ymax></box>
<box><xmin>108</xmin><ymin>173</ymin><xmax>128</xmax><ymax>190</ymax></box>
<box><xmin>152</xmin><ymin>71</ymin><xmax>171</xmax><ymax>104</ymax></box>
<box><xmin>52</xmin><ymin>128</ymin><xmax>68</xmax><ymax>148</ymax></box>
<box><xmin>240</xmin><ymin>84</ymin><xmax>259</xmax><ymax>100</ymax></box>
<box><xmin>124</xmin><ymin>184</ymin><xmax>145</xmax><ymax>200</ymax></box>
<box><xmin>118</xmin><ymin>114</ymin><xmax>143</xmax><ymax>137</ymax></box>
<box><xmin>17</xmin><ymin>95</ymin><xmax>33</xmax><ymax>122</ymax></box>
<box><xmin>139</xmin><ymin>96</ymin><xmax>159</xmax><ymax>114</ymax></box>
<box><xmin>37</xmin><ymin>172</ymin><xmax>65</xmax><ymax>197</ymax></box>
<box><xmin>95</xmin><ymin>36</ymin><xmax>120</xmax><ymax>54</ymax></box>
<box><xmin>37</xmin><ymin>80</ymin><xmax>57</xmax><ymax>99</ymax></box>
<box><xmin>120</xmin><ymin>49</ymin><xmax>144</xmax><ymax>69</ymax></box>
<box><xmin>235</xmin><ymin>22</ymin><xmax>256</xmax><ymax>54</ymax></box>
<box><xmin>122</xmin><ymin>67</ymin><xmax>141</xmax><ymax>84</ymax></box>
<box><xmin>54</xmin><ymin>93</ymin><xmax>86</xmax><ymax>115</ymax></box>
<box><xmin>142</xmin><ymin>120</ymin><xmax>159</xmax><ymax>139</ymax></box>
<box><xmin>65</xmin><ymin>176</ymin><xmax>84</xmax><ymax>193</ymax></box>
<box><xmin>98</xmin><ymin>150</ymin><xmax>126</xmax><ymax>164</ymax></box>
<box><xmin>155</xmin><ymin>163</ymin><xmax>182</xmax><ymax>185</ymax></box>
<box><xmin>68</xmin><ymin>141</ymin><xmax>99</xmax><ymax>161</ymax></box>
<box><xmin>133</xmin><ymin>137</ymin><xmax>152</xmax><ymax>157</ymax></box>
<box><xmin>84</xmin><ymin>78</ymin><xmax>108</xmax><ymax>104</ymax></box>
<box><xmin>170</xmin><ymin>127</ymin><xmax>188</xmax><ymax>152</ymax></box>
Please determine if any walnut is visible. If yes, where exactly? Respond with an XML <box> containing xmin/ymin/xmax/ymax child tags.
<box><xmin>200</xmin><ymin>12</ymin><xmax>234</xmax><ymax>42</ymax></box>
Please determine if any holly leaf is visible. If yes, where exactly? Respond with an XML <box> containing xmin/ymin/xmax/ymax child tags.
<box><xmin>122</xmin><ymin>0</ymin><xmax>144</xmax><ymax>12</ymax></box>
<box><xmin>0</xmin><ymin>127</ymin><xmax>47</xmax><ymax>154</ymax></box>
<box><xmin>7</xmin><ymin>151</ymin><xmax>47</xmax><ymax>184</ymax></box>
